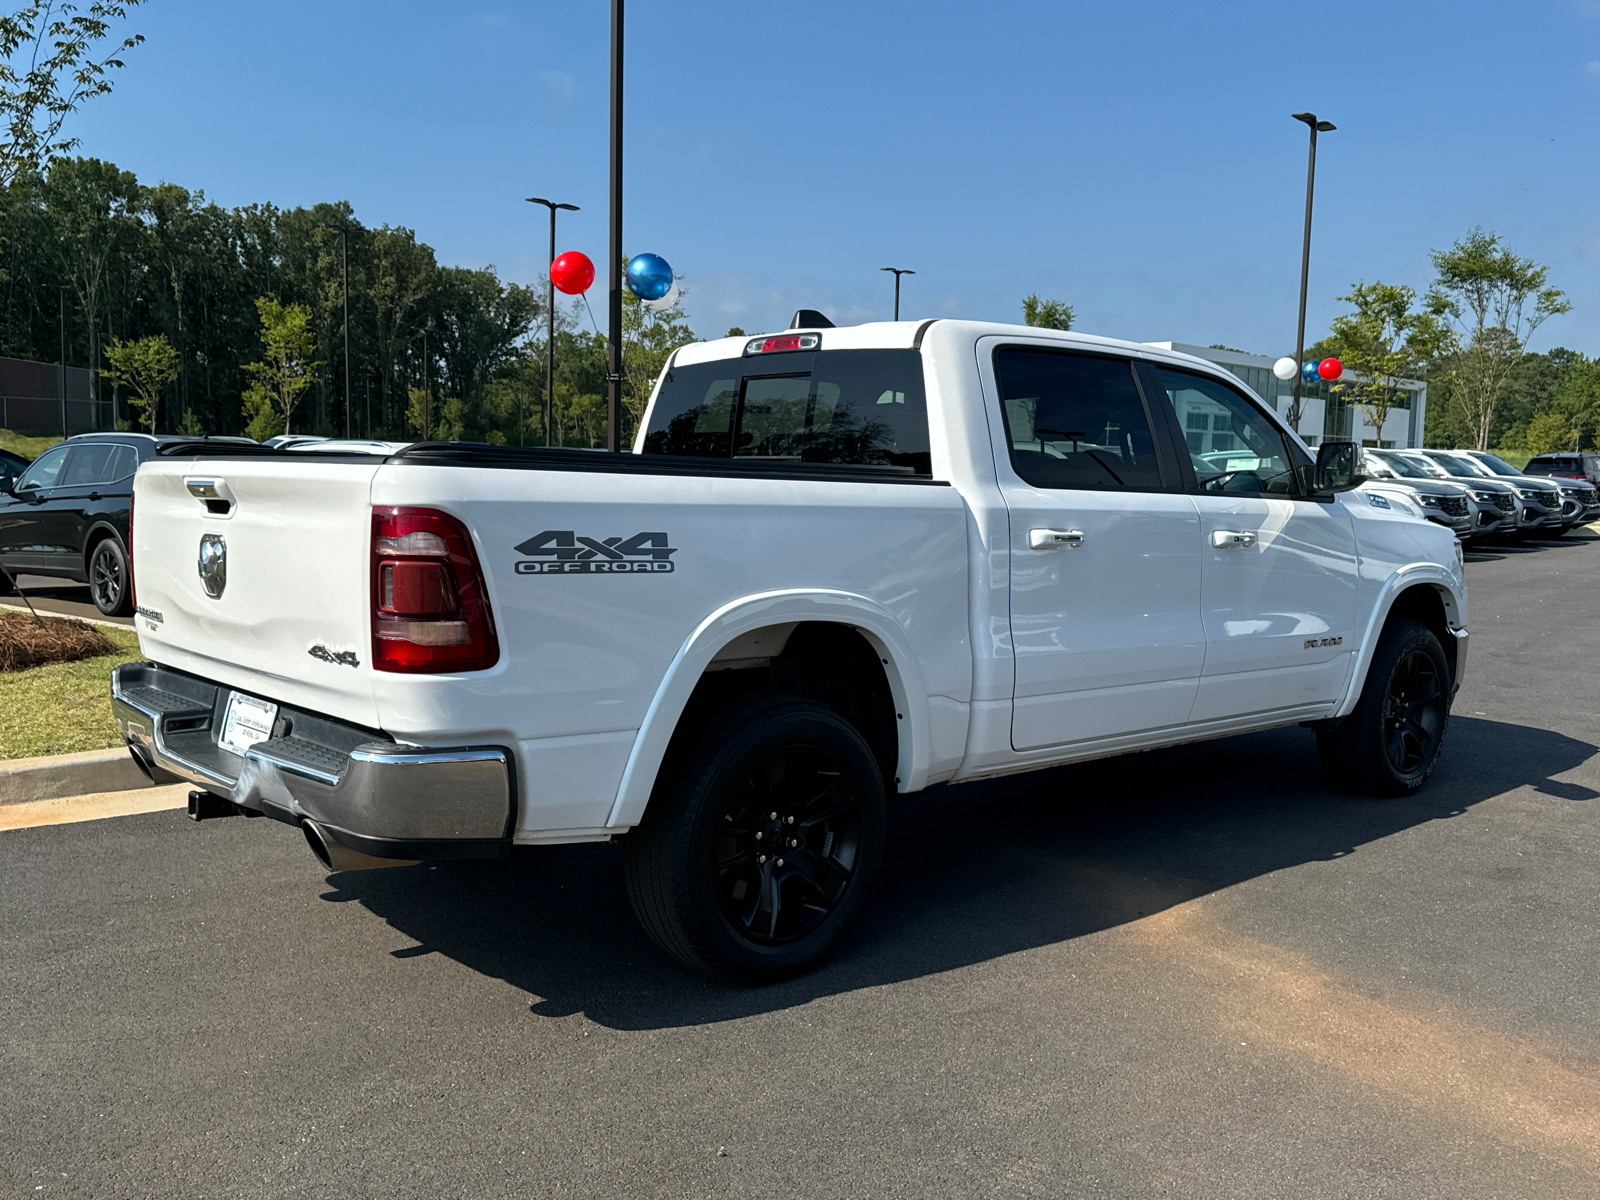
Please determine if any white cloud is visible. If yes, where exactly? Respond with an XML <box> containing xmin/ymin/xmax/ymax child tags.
<box><xmin>539</xmin><ymin>70</ymin><xmax>577</xmax><ymax>103</ymax></box>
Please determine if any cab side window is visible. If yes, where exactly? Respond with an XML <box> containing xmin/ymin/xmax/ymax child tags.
<box><xmin>14</xmin><ymin>444</ymin><xmax>69</xmax><ymax>492</ymax></box>
<box><xmin>1152</xmin><ymin>367</ymin><xmax>1298</xmax><ymax>496</ymax></box>
<box><xmin>993</xmin><ymin>349</ymin><xmax>1164</xmax><ymax>489</ymax></box>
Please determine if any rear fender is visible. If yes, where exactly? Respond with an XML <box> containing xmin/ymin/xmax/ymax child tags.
<box><xmin>1333</xmin><ymin>564</ymin><xmax>1466</xmax><ymax>718</ymax></box>
<box><xmin>604</xmin><ymin>588</ymin><xmax>931</xmax><ymax>829</ymax></box>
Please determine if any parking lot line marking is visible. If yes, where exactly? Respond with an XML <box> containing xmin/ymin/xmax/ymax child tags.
<box><xmin>0</xmin><ymin>783</ymin><xmax>190</xmax><ymax>831</ymax></box>
<box><xmin>1127</xmin><ymin>900</ymin><xmax>1600</xmax><ymax>1174</ymax></box>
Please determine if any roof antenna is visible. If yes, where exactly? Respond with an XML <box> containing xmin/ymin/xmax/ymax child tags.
<box><xmin>789</xmin><ymin>309</ymin><xmax>835</xmax><ymax>330</ymax></box>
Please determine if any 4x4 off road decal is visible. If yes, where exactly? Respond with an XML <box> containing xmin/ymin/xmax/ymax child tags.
<box><xmin>514</xmin><ymin>530</ymin><xmax>677</xmax><ymax>575</ymax></box>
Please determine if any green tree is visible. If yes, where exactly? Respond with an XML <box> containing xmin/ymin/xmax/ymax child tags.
<box><xmin>101</xmin><ymin>331</ymin><xmax>175</xmax><ymax>431</ymax></box>
<box><xmin>1022</xmin><ymin>293</ymin><xmax>1074</xmax><ymax>331</ymax></box>
<box><xmin>1524</xmin><ymin>410</ymin><xmax>1576</xmax><ymax>455</ymax></box>
<box><xmin>240</xmin><ymin>296</ymin><xmax>319</xmax><ymax>440</ymax></box>
<box><xmin>1429</xmin><ymin>228</ymin><xmax>1570</xmax><ymax>450</ymax></box>
<box><xmin>1323</xmin><ymin>281</ymin><xmax>1449</xmax><ymax>443</ymax></box>
<box><xmin>621</xmin><ymin>262</ymin><xmax>695</xmax><ymax>436</ymax></box>
<box><xmin>0</xmin><ymin>2</ymin><xmax>145</xmax><ymax>188</ymax></box>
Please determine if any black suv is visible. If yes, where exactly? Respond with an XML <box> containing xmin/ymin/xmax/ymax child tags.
<box><xmin>0</xmin><ymin>433</ymin><xmax>163</xmax><ymax>616</ymax></box>
<box><xmin>1524</xmin><ymin>452</ymin><xmax>1600</xmax><ymax>487</ymax></box>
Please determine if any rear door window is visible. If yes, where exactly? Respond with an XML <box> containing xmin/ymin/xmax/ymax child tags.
<box><xmin>59</xmin><ymin>443</ymin><xmax>116</xmax><ymax>486</ymax></box>
<box><xmin>642</xmin><ymin>349</ymin><xmax>931</xmax><ymax>473</ymax></box>
<box><xmin>992</xmin><ymin>349</ymin><xmax>1165</xmax><ymax>489</ymax></box>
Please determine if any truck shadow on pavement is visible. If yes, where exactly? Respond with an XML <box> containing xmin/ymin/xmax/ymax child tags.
<box><xmin>325</xmin><ymin>715</ymin><xmax>1596</xmax><ymax>1030</ymax></box>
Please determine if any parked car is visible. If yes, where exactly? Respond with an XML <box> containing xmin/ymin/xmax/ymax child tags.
<box><xmin>1414</xmin><ymin>449</ymin><xmax>1561</xmax><ymax>533</ymax></box>
<box><xmin>111</xmin><ymin>320</ymin><xmax>1468</xmax><ymax>980</ymax></box>
<box><xmin>1394</xmin><ymin>450</ymin><xmax>1525</xmax><ymax>538</ymax></box>
<box><xmin>0</xmin><ymin>432</ymin><xmax>250</xmax><ymax>615</ymax></box>
<box><xmin>1523</xmin><ymin>451</ymin><xmax>1600</xmax><ymax>488</ymax></box>
<box><xmin>1358</xmin><ymin>450</ymin><xmax>1476</xmax><ymax>540</ymax></box>
<box><xmin>1454</xmin><ymin>449</ymin><xmax>1594</xmax><ymax>535</ymax></box>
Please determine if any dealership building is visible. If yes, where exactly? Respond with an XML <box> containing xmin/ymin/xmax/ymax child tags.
<box><xmin>1145</xmin><ymin>342</ymin><xmax>1427</xmax><ymax>450</ymax></box>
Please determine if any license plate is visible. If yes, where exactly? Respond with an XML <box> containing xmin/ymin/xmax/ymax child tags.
<box><xmin>219</xmin><ymin>691</ymin><xmax>278</xmax><ymax>757</ymax></box>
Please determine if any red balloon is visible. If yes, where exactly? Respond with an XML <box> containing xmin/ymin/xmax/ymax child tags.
<box><xmin>550</xmin><ymin>251</ymin><xmax>595</xmax><ymax>295</ymax></box>
<box><xmin>1318</xmin><ymin>357</ymin><xmax>1343</xmax><ymax>381</ymax></box>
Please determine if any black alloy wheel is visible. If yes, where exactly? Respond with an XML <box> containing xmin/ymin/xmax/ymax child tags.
<box><xmin>1379</xmin><ymin>646</ymin><xmax>1445</xmax><ymax>776</ymax></box>
<box><xmin>1317</xmin><ymin>617</ymin><xmax>1451</xmax><ymax>797</ymax></box>
<box><xmin>710</xmin><ymin>742</ymin><xmax>865</xmax><ymax>946</ymax></box>
<box><xmin>623</xmin><ymin>696</ymin><xmax>886</xmax><ymax>981</ymax></box>
<box><xmin>89</xmin><ymin>537</ymin><xmax>133</xmax><ymax>617</ymax></box>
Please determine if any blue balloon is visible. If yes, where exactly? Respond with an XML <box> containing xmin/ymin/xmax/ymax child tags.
<box><xmin>1301</xmin><ymin>359</ymin><xmax>1320</xmax><ymax>383</ymax></box>
<box><xmin>626</xmin><ymin>253</ymin><xmax>674</xmax><ymax>301</ymax></box>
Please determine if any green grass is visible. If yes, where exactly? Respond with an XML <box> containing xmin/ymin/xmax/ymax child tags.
<box><xmin>1491</xmin><ymin>450</ymin><xmax>1532</xmax><ymax>470</ymax></box>
<box><xmin>0</xmin><ymin>428</ymin><xmax>63</xmax><ymax>460</ymax></box>
<box><xmin>0</xmin><ymin>624</ymin><xmax>143</xmax><ymax>759</ymax></box>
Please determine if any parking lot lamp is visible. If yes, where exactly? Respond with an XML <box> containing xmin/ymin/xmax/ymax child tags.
<box><xmin>526</xmin><ymin>197</ymin><xmax>580</xmax><ymax>447</ymax></box>
<box><xmin>1288</xmin><ymin>112</ymin><xmax>1334</xmax><ymax>433</ymax></box>
<box><xmin>881</xmin><ymin>267</ymin><xmax>915</xmax><ymax>321</ymax></box>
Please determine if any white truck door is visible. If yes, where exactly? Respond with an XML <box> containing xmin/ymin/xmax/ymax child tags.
<box><xmin>981</xmin><ymin>341</ymin><xmax>1205</xmax><ymax>752</ymax></box>
<box><xmin>1144</xmin><ymin>363</ymin><xmax>1359</xmax><ymax>722</ymax></box>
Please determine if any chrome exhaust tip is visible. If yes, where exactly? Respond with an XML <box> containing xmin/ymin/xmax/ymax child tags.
<box><xmin>301</xmin><ymin>819</ymin><xmax>419</xmax><ymax>873</ymax></box>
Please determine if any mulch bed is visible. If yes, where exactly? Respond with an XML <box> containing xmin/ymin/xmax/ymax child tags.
<box><xmin>0</xmin><ymin>611</ymin><xmax>119</xmax><ymax>672</ymax></box>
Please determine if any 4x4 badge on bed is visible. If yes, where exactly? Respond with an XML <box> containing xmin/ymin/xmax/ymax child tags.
<box><xmin>514</xmin><ymin>530</ymin><xmax>677</xmax><ymax>575</ymax></box>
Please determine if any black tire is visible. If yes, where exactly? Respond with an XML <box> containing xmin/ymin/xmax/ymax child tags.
<box><xmin>622</xmin><ymin>696</ymin><xmax>887</xmax><ymax>982</ymax></box>
<box><xmin>1317</xmin><ymin>618</ymin><xmax>1451</xmax><ymax>797</ymax></box>
<box><xmin>88</xmin><ymin>536</ymin><xmax>133</xmax><ymax>617</ymax></box>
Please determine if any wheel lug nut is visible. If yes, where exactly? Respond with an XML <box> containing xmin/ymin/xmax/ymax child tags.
<box><xmin>755</xmin><ymin>832</ymin><xmax>762</xmax><ymax>840</ymax></box>
<box><xmin>785</xmin><ymin>816</ymin><xmax>794</xmax><ymax>824</ymax></box>
<box><xmin>789</xmin><ymin>839</ymin><xmax>798</xmax><ymax>847</ymax></box>
<box><xmin>776</xmin><ymin>858</ymin><xmax>784</xmax><ymax>867</ymax></box>
<box><xmin>757</xmin><ymin>854</ymin><xmax>767</xmax><ymax>864</ymax></box>
<box><xmin>769</xmin><ymin>812</ymin><xmax>778</xmax><ymax>820</ymax></box>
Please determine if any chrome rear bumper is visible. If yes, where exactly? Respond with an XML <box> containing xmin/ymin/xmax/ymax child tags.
<box><xmin>111</xmin><ymin>662</ymin><xmax>514</xmax><ymax>860</ymax></box>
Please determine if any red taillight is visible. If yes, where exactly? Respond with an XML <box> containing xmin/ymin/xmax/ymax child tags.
<box><xmin>371</xmin><ymin>507</ymin><xmax>498</xmax><ymax>673</ymax></box>
<box><xmin>1559</xmin><ymin>473</ymin><xmax>1586</xmax><ymax>479</ymax></box>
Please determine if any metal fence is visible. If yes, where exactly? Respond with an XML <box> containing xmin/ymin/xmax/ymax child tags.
<box><xmin>0</xmin><ymin>355</ymin><xmax>109</xmax><ymax>435</ymax></box>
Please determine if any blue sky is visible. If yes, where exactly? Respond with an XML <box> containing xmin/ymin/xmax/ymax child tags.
<box><xmin>70</xmin><ymin>0</ymin><xmax>1600</xmax><ymax>355</ymax></box>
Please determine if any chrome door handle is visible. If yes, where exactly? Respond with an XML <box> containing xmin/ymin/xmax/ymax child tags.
<box><xmin>1211</xmin><ymin>529</ymin><xmax>1257</xmax><ymax>549</ymax></box>
<box><xmin>1029</xmin><ymin>528</ymin><xmax>1084</xmax><ymax>550</ymax></box>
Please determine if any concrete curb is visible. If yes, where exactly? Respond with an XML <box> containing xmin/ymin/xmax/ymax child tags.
<box><xmin>0</xmin><ymin>746</ymin><xmax>152</xmax><ymax>805</ymax></box>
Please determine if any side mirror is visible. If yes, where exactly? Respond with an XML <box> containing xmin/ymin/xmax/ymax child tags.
<box><xmin>1311</xmin><ymin>441</ymin><xmax>1365</xmax><ymax>494</ymax></box>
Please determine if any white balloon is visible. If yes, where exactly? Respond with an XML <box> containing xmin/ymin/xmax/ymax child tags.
<box><xmin>1272</xmin><ymin>356</ymin><xmax>1298</xmax><ymax>382</ymax></box>
<box><xmin>643</xmin><ymin>282</ymin><xmax>680</xmax><ymax>312</ymax></box>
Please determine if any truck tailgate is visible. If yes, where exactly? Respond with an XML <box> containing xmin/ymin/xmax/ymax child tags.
<box><xmin>130</xmin><ymin>457</ymin><xmax>383</xmax><ymax>730</ymax></box>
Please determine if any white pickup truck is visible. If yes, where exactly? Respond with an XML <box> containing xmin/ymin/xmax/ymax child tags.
<box><xmin>112</xmin><ymin>318</ymin><xmax>1468</xmax><ymax>980</ymax></box>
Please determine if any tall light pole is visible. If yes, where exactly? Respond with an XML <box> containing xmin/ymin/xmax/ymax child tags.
<box><xmin>526</xmin><ymin>197</ymin><xmax>579</xmax><ymax>448</ymax></box>
<box><xmin>606</xmin><ymin>0</ymin><xmax>625</xmax><ymax>452</ymax></box>
<box><xmin>56</xmin><ymin>285</ymin><xmax>67</xmax><ymax>437</ymax></box>
<box><xmin>322</xmin><ymin>223</ymin><xmax>354</xmax><ymax>438</ymax></box>
<box><xmin>881</xmin><ymin>266</ymin><xmax>915</xmax><ymax>321</ymax></box>
<box><xmin>1288</xmin><ymin>111</ymin><xmax>1334</xmax><ymax>433</ymax></box>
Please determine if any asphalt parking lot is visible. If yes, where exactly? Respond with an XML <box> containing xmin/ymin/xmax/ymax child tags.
<box><xmin>3</xmin><ymin>532</ymin><xmax>1598</xmax><ymax>1199</ymax></box>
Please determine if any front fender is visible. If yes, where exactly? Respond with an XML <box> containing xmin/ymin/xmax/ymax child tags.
<box><xmin>1332</xmin><ymin>562</ymin><xmax>1467</xmax><ymax>718</ymax></box>
<box><xmin>604</xmin><ymin>588</ymin><xmax>934</xmax><ymax>829</ymax></box>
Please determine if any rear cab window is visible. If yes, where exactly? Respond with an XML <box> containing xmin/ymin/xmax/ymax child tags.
<box><xmin>642</xmin><ymin>349</ymin><xmax>931</xmax><ymax>474</ymax></box>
